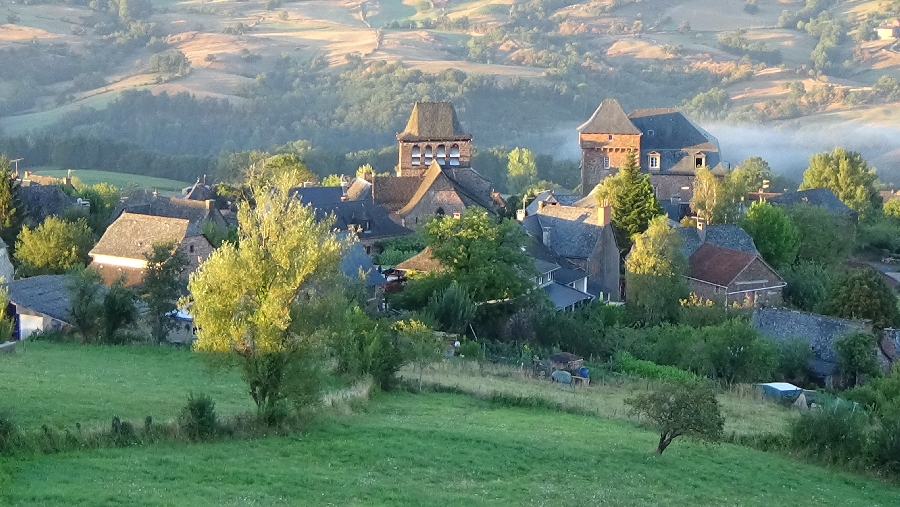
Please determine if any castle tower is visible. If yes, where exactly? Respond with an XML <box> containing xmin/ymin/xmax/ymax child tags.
<box><xmin>577</xmin><ymin>98</ymin><xmax>642</xmax><ymax>196</ymax></box>
<box><xmin>396</xmin><ymin>102</ymin><xmax>472</xmax><ymax>178</ymax></box>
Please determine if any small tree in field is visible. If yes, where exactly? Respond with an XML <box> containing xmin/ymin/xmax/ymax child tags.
<box><xmin>625</xmin><ymin>382</ymin><xmax>724</xmax><ymax>455</ymax></box>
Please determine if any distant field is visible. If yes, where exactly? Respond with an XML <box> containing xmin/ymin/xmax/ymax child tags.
<box><xmin>31</xmin><ymin>169</ymin><xmax>190</xmax><ymax>193</ymax></box>
<box><xmin>0</xmin><ymin>341</ymin><xmax>252</xmax><ymax>429</ymax></box>
<box><xmin>2</xmin><ymin>392</ymin><xmax>897</xmax><ymax>507</ymax></box>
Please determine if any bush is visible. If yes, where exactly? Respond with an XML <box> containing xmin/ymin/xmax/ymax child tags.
<box><xmin>367</xmin><ymin>331</ymin><xmax>405</xmax><ymax>391</ymax></box>
<box><xmin>872</xmin><ymin>417</ymin><xmax>900</xmax><ymax>474</ymax></box>
<box><xmin>614</xmin><ymin>352</ymin><xmax>701</xmax><ymax>383</ymax></box>
<box><xmin>789</xmin><ymin>405</ymin><xmax>869</xmax><ymax>464</ymax></box>
<box><xmin>109</xmin><ymin>416</ymin><xmax>138</xmax><ymax>447</ymax></box>
<box><xmin>179</xmin><ymin>393</ymin><xmax>219</xmax><ymax>441</ymax></box>
<box><xmin>426</xmin><ymin>282</ymin><xmax>475</xmax><ymax>334</ymax></box>
<box><xmin>457</xmin><ymin>340</ymin><xmax>481</xmax><ymax>359</ymax></box>
<box><xmin>0</xmin><ymin>412</ymin><xmax>20</xmax><ymax>454</ymax></box>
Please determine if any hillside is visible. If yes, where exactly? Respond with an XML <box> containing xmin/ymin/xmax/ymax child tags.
<box><xmin>0</xmin><ymin>0</ymin><xmax>899</xmax><ymax>181</ymax></box>
<box><xmin>3</xmin><ymin>392</ymin><xmax>898</xmax><ymax>506</ymax></box>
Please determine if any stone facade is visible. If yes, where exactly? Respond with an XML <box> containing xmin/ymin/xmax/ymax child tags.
<box><xmin>649</xmin><ymin>174</ymin><xmax>696</xmax><ymax>202</ymax></box>
<box><xmin>690</xmin><ymin>257</ymin><xmax>784</xmax><ymax>307</ymax></box>
<box><xmin>579</xmin><ymin>133</ymin><xmax>641</xmax><ymax>195</ymax></box>
<box><xmin>399</xmin><ymin>182</ymin><xmax>466</xmax><ymax>228</ymax></box>
<box><xmin>180</xmin><ymin>235</ymin><xmax>215</xmax><ymax>275</ymax></box>
<box><xmin>398</xmin><ymin>139</ymin><xmax>471</xmax><ymax>177</ymax></box>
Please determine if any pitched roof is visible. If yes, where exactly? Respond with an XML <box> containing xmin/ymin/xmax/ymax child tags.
<box><xmin>5</xmin><ymin>274</ymin><xmax>90</xmax><ymax>323</ymax></box>
<box><xmin>543</xmin><ymin>282</ymin><xmax>593</xmax><ymax>310</ymax></box>
<box><xmin>526</xmin><ymin>190</ymin><xmax>581</xmax><ymax>216</ymax></box>
<box><xmin>767</xmin><ymin>188</ymin><xmax>856</xmax><ymax>217</ymax></box>
<box><xmin>340</xmin><ymin>240</ymin><xmax>387</xmax><ymax>287</ymax></box>
<box><xmin>90</xmin><ymin>212</ymin><xmax>194</xmax><ymax>260</ymax></box>
<box><xmin>124</xmin><ymin>196</ymin><xmax>228</xmax><ymax>228</ymax></box>
<box><xmin>312</xmin><ymin>199</ymin><xmax>412</xmax><ymax>241</ymax></box>
<box><xmin>373</xmin><ymin>176</ymin><xmax>423</xmax><ymax>212</ymax></box>
<box><xmin>291</xmin><ymin>186</ymin><xmax>345</xmax><ymax>207</ymax></box>
<box><xmin>522</xmin><ymin>205</ymin><xmax>607</xmax><ymax>259</ymax></box>
<box><xmin>752</xmin><ymin>307</ymin><xmax>872</xmax><ymax>367</ymax></box>
<box><xmin>677</xmin><ymin>225</ymin><xmax>759</xmax><ymax>258</ymax></box>
<box><xmin>628</xmin><ymin>109</ymin><xmax>720</xmax><ymax>151</ymax></box>
<box><xmin>347</xmin><ymin>178</ymin><xmax>373</xmax><ymax>201</ymax></box>
<box><xmin>397</xmin><ymin>164</ymin><xmax>497</xmax><ymax>216</ymax></box>
<box><xmin>19</xmin><ymin>185</ymin><xmax>75</xmax><ymax>224</ymax></box>
<box><xmin>578</xmin><ymin>99</ymin><xmax>642</xmax><ymax>135</ymax></box>
<box><xmin>396</xmin><ymin>247</ymin><xmax>445</xmax><ymax>273</ymax></box>
<box><xmin>182</xmin><ymin>181</ymin><xmax>216</xmax><ymax>201</ymax></box>
<box><xmin>397</xmin><ymin>102</ymin><xmax>472</xmax><ymax>141</ymax></box>
<box><xmin>688</xmin><ymin>243</ymin><xmax>758</xmax><ymax>287</ymax></box>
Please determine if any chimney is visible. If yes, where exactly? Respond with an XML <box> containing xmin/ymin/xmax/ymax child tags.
<box><xmin>202</xmin><ymin>174</ymin><xmax>207</xmax><ymax>185</ymax></box>
<box><xmin>696</xmin><ymin>216</ymin><xmax>707</xmax><ymax>243</ymax></box>
<box><xmin>537</xmin><ymin>200</ymin><xmax>545</xmax><ymax>211</ymax></box>
<box><xmin>364</xmin><ymin>170</ymin><xmax>373</xmax><ymax>183</ymax></box>
<box><xmin>598</xmin><ymin>199</ymin><xmax>611</xmax><ymax>227</ymax></box>
<box><xmin>340</xmin><ymin>178</ymin><xmax>349</xmax><ymax>200</ymax></box>
<box><xmin>516</xmin><ymin>209</ymin><xmax>526</xmax><ymax>222</ymax></box>
<box><xmin>542</xmin><ymin>226</ymin><xmax>551</xmax><ymax>247</ymax></box>
<box><xmin>205</xmin><ymin>199</ymin><xmax>215</xmax><ymax>210</ymax></box>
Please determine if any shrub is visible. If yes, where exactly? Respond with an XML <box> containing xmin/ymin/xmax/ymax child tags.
<box><xmin>614</xmin><ymin>352</ymin><xmax>701</xmax><ymax>383</ymax></box>
<box><xmin>625</xmin><ymin>382</ymin><xmax>724</xmax><ymax>454</ymax></box>
<box><xmin>0</xmin><ymin>412</ymin><xmax>20</xmax><ymax>454</ymax></box>
<box><xmin>789</xmin><ymin>404</ymin><xmax>869</xmax><ymax>464</ymax></box>
<box><xmin>179</xmin><ymin>393</ymin><xmax>219</xmax><ymax>441</ymax></box>
<box><xmin>775</xmin><ymin>337</ymin><xmax>812</xmax><ymax>384</ymax></box>
<box><xmin>109</xmin><ymin>416</ymin><xmax>138</xmax><ymax>447</ymax></box>
<box><xmin>872</xmin><ymin>417</ymin><xmax>900</xmax><ymax>474</ymax></box>
<box><xmin>700</xmin><ymin>319</ymin><xmax>777</xmax><ymax>384</ymax></box>
<box><xmin>426</xmin><ymin>282</ymin><xmax>475</xmax><ymax>334</ymax></box>
<box><xmin>367</xmin><ymin>331</ymin><xmax>405</xmax><ymax>391</ymax></box>
<box><xmin>457</xmin><ymin>340</ymin><xmax>481</xmax><ymax>359</ymax></box>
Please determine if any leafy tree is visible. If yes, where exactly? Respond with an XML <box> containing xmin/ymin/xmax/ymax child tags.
<box><xmin>625</xmin><ymin>382</ymin><xmax>725</xmax><ymax>455</ymax></box>
<box><xmin>625</xmin><ymin>215</ymin><xmax>689</xmax><ymax>326</ymax></box>
<box><xmin>0</xmin><ymin>285</ymin><xmax>13</xmax><ymax>344</ymax></box>
<box><xmin>423</xmin><ymin>208</ymin><xmax>533</xmax><ymax>303</ymax></box>
<box><xmin>822</xmin><ymin>268</ymin><xmax>900</xmax><ymax>331</ymax></box>
<box><xmin>425</xmin><ymin>282</ymin><xmax>476</xmax><ymax>335</ymax></box>
<box><xmin>14</xmin><ymin>217</ymin><xmax>95</xmax><ymax>276</ymax></box>
<box><xmin>701</xmin><ymin>319</ymin><xmax>777</xmax><ymax>384</ymax></box>
<box><xmin>885</xmin><ymin>199</ymin><xmax>900</xmax><ymax>220</ymax></box>
<box><xmin>785</xmin><ymin>204</ymin><xmax>853</xmax><ymax>267</ymax></box>
<box><xmin>691</xmin><ymin>166</ymin><xmax>746</xmax><ymax>224</ymax></box>
<box><xmin>781</xmin><ymin>261</ymin><xmax>833</xmax><ymax>312</ymax></box>
<box><xmin>594</xmin><ymin>150</ymin><xmax>663</xmax><ymax>250</ymax></box>
<box><xmin>393</xmin><ymin>319</ymin><xmax>442</xmax><ymax>383</ymax></box>
<box><xmin>66</xmin><ymin>268</ymin><xmax>104</xmax><ymax>342</ymax></box>
<box><xmin>800</xmin><ymin>148</ymin><xmax>880</xmax><ymax>217</ymax></box>
<box><xmin>186</xmin><ymin>169</ymin><xmax>347</xmax><ymax>420</ymax></box>
<box><xmin>321</xmin><ymin>174</ymin><xmax>342</xmax><ymax>187</ymax></box>
<box><xmin>141</xmin><ymin>240</ymin><xmax>189</xmax><ymax>343</ymax></box>
<box><xmin>776</xmin><ymin>337</ymin><xmax>812</xmax><ymax>384</ymax></box>
<box><xmin>835</xmin><ymin>332</ymin><xmax>882</xmax><ymax>387</ymax></box>
<box><xmin>201</xmin><ymin>222</ymin><xmax>238</xmax><ymax>248</ymax></box>
<box><xmin>0</xmin><ymin>155</ymin><xmax>24</xmax><ymax>250</ymax></box>
<box><xmin>100</xmin><ymin>279</ymin><xmax>139</xmax><ymax>344</ymax></box>
<box><xmin>741</xmin><ymin>201</ymin><xmax>799</xmax><ymax>269</ymax></box>
<box><xmin>78</xmin><ymin>183</ymin><xmax>121</xmax><ymax>234</ymax></box>
<box><xmin>506</xmin><ymin>147</ymin><xmax>538</xmax><ymax>196</ymax></box>
<box><xmin>247</xmin><ymin>153</ymin><xmax>317</xmax><ymax>188</ymax></box>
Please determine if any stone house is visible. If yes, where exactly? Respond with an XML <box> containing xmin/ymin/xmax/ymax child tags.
<box><xmin>121</xmin><ymin>194</ymin><xmax>233</xmax><ymax>230</ymax></box>
<box><xmin>89</xmin><ymin>212</ymin><xmax>214</xmax><ymax>286</ymax></box>
<box><xmin>520</xmin><ymin>200</ymin><xmax>620</xmax><ymax>301</ymax></box>
<box><xmin>4</xmin><ymin>275</ymin><xmax>78</xmax><ymax>339</ymax></box>
<box><xmin>396</xmin><ymin>101</ymin><xmax>472</xmax><ymax>178</ymax></box>
<box><xmin>579</xmin><ymin>98</ymin><xmax>726</xmax><ymax>202</ymax></box>
<box><xmin>687</xmin><ymin>243</ymin><xmax>785</xmax><ymax>306</ymax></box>
<box><xmin>18</xmin><ymin>183</ymin><xmax>84</xmax><ymax>227</ymax></box>
<box><xmin>766</xmin><ymin>188</ymin><xmax>858</xmax><ymax>222</ymax></box>
<box><xmin>752</xmin><ymin>308</ymin><xmax>874</xmax><ymax>387</ymax></box>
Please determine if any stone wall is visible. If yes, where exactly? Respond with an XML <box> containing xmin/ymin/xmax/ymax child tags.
<box><xmin>579</xmin><ymin>133</ymin><xmax>640</xmax><ymax>195</ymax></box>
<box><xmin>397</xmin><ymin>140</ymin><xmax>471</xmax><ymax>177</ymax></box>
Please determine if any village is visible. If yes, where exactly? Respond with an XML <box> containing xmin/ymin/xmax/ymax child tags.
<box><xmin>1</xmin><ymin>97</ymin><xmax>900</xmax><ymax>503</ymax></box>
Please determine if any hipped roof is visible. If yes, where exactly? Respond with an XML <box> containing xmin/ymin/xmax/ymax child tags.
<box><xmin>397</xmin><ymin>102</ymin><xmax>472</xmax><ymax>141</ymax></box>
<box><xmin>578</xmin><ymin>98</ymin><xmax>642</xmax><ymax>135</ymax></box>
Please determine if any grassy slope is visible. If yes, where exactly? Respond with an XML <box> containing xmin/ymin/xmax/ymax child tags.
<box><xmin>0</xmin><ymin>341</ymin><xmax>252</xmax><ymax>429</ymax></box>
<box><xmin>1</xmin><ymin>392</ymin><xmax>897</xmax><ymax>507</ymax></box>
<box><xmin>30</xmin><ymin>168</ymin><xmax>189</xmax><ymax>192</ymax></box>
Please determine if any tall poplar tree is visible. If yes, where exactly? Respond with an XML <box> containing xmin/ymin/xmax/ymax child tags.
<box><xmin>0</xmin><ymin>155</ymin><xmax>24</xmax><ymax>251</ymax></box>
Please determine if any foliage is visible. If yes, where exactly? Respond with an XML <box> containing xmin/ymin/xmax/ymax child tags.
<box><xmin>321</xmin><ymin>174</ymin><xmax>342</xmax><ymax>187</ymax></box>
<box><xmin>834</xmin><ymin>332</ymin><xmax>882</xmax><ymax>387</ymax></box>
<box><xmin>425</xmin><ymin>282</ymin><xmax>476</xmax><ymax>335</ymax></box>
<box><xmin>393</xmin><ymin>319</ymin><xmax>442</xmax><ymax>380</ymax></box>
<box><xmin>186</xmin><ymin>169</ymin><xmax>346</xmax><ymax>418</ymax></box>
<box><xmin>800</xmin><ymin>148</ymin><xmax>880</xmax><ymax>218</ymax></box>
<box><xmin>179</xmin><ymin>393</ymin><xmax>220</xmax><ymax>441</ymax></box>
<box><xmin>886</xmin><ymin>199</ymin><xmax>900</xmax><ymax>220</ymax></box>
<box><xmin>149</xmin><ymin>50</ymin><xmax>191</xmax><ymax>76</ymax></box>
<box><xmin>594</xmin><ymin>150</ymin><xmax>663</xmax><ymax>249</ymax></box>
<box><xmin>789</xmin><ymin>404</ymin><xmax>869</xmax><ymax>464</ymax></box>
<box><xmin>14</xmin><ymin>217</ymin><xmax>95</xmax><ymax>276</ymax></box>
<box><xmin>506</xmin><ymin>147</ymin><xmax>538</xmax><ymax>195</ymax></box>
<box><xmin>247</xmin><ymin>153</ymin><xmax>318</xmax><ymax>188</ymax></box>
<box><xmin>77</xmin><ymin>183</ymin><xmax>121</xmax><ymax>234</ymax></box>
<box><xmin>0</xmin><ymin>286</ymin><xmax>13</xmax><ymax>344</ymax></box>
<box><xmin>374</xmin><ymin>234</ymin><xmax>425</xmax><ymax>266</ymax></box>
<box><xmin>625</xmin><ymin>216</ymin><xmax>689</xmax><ymax>326</ymax></box>
<box><xmin>0</xmin><ymin>411</ymin><xmax>20</xmax><ymax>454</ymax></box>
<box><xmin>785</xmin><ymin>204</ymin><xmax>853</xmax><ymax>267</ymax></box>
<box><xmin>700</xmin><ymin>319</ymin><xmax>777</xmax><ymax>384</ymax></box>
<box><xmin>202</xmin><ymin>222</ymin><xmax>238</xmax><ymax>248</ymax></box>
<box><xmin>691</xmin><ymin>166</ymin><xmax>747</xmax><ymax>225</ymax></box>
<box><xmin>740</xmin><ymin>201</ymin><xmax>799</xmax><ymax>269</ymax></box>
<box><xmin>423</xmin><ymin>208</ymin><xmax>533</xmax><ymax>303</ymax></box>
<box><xmin>614</xmin><ymin>352</ymin><xmax>701</xmax><ymax>383</ymax></box>
<box><xmin>625</xmin><ymin>382</ymin><xmax>724</xmax><ymax>454</ymax></box>
<box><xmin>141</xmin><ymin>241</ymin><xmax>189</xmax><ymax>343</ymax></box>
<box><xmin>775</xmin><ymin>337</ymin><xmax>812</xmax><ymax>384</ymax></box>
<box><xmin>100</xmin><ymin>279</ymin><xmax>139</xmax><ymax>345</ymax></box>
<box><xmin>0</xmin><ymin>155</ymin><xmax>24</xmax><ymax>249</ymax></box>
<box><xmin>822</xmin><ymin>268</ymin><xmax>900</xmax><ymax>331</ymax></box>
<box><xmin>65</xmin><ymin>268</ymin><xmax>138</xmax><ymax>344</ymax></box>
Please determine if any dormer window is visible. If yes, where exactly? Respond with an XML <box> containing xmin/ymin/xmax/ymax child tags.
<box><xmin>436</xmin><ymin>145</ymin><xmax>446</xmax><ymax>165</ymax></box>
<box><xmin>608</xmin><ymin>135</ymin><xmax>614</xmax><ymax>141</ymax></box>
<box><xmin>648</xmin><ymin>129</ymin><xmax>654</xmax><ymax>137</ymax></box>
<box><xmin>695</xmin><ymin>153</ymin><xmax>706</xmax><ymax>168</ymax></box>
<box><xmin>411</xmin><ymin>145</ymin><xmax>421</xmax><ymax>166</ymax></box>
<box><xmin>603</xmin><ymin>156</ymin><xmax>610</xmax><ymax>169</ymax></box>
<box><xmin>648</xmin><ymin>153</ymin><xmax>660</xmax><ymax>170</ymax></box>
<box><xmin>449</xmin><ymin>144</ymin><xmax>460</xmax><ymax>166</ymax></box>
<box><xmin>424</xmin><ymin>146</ymin><xmax>433</xmax><ymax>166</ymax></box>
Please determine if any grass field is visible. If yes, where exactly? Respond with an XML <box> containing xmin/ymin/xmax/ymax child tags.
<box><xmin>0</xmin><ymin>341</ymin><xmax>252</xmax><ymax>429</ymax></box>
<box><xmin>1</xmin><ymin>392</ymin><xmax>897</xmax><ymax>506</ymax></box>
<box><xmin>30</xmin><ymin>169</ymin><xmax>190</xmax><ymax>193</ymax></box>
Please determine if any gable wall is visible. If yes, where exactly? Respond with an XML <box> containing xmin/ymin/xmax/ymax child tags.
<box><xmin>400</xmin><ymin>178</ymin><xmax>466</xmax><ymax>228</ymax></box>
<box><xmin>180</xmin><ymin>236</ymin><xmax>214</xmax><ymax>275</ymax></box>
<box><xmin>579</xmin><ymin>133</ymin><xmax>641</xmax><ymax>196</ymax></box>
<box><xmin>649</xmin><ymin>174</ymin><xmax>696</xmax><ymax>202</ymax></box>
<box><xmin>587</xmin><ymin>225</ymin><xmax>621</xmax><ymax>301</ymax></box>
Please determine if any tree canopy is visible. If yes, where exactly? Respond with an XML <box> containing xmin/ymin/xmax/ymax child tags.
<box><xmin>625</xmin><ymin>382</ymin><xmax>724</xmax><ymax>455</ymax></box>
<box><xmin>785</xmin><ymin>203</ymin><xmax>853</xmax><ymax>267</ymax></box>
<box><xmin>594</xmin><ymin>150</ymin><xmax>663</xmax><ymax>249</ymax></box>
<box><xmin>506</xmin><ymin>147</ymin><xmax>538</xmax><ymax>196</ymax></box>
<box><xmin>142</xmin><ymin>240</ymin><xmax>189</xmax><ymax>343</ymax></box>
<box><xmin>800</xmin><ymin>148</ymin><xmax>880</xmax><ymax>217</ymax></box>
<box><xmin>14</xmin><ymin>216</ymin><xmax>94</xmax><ymax>276</ymax></box>
<box><xmin>822</xmin><ymin>268</ymin><xmax>900</xmax><ymax>331</ymax></box>
<box><xmin>625</xmin><ymin>215</ymin><xmax>689</xmax><ymax>326</ymax></box>
<box><xmin>0</xmin><ymin>155</ymin><xmax>24</xmax><ymax>249</ymax></box>
<box><xmin>741</xmin><ymin>201</ymin><xmax>799</xmax><ymax>269</ymax></box>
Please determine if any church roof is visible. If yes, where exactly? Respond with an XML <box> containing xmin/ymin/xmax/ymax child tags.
<box><xmin>577</xmin><ymin>99</ymin><xmax>642</xmax><ymax>135</ymax></box>
<box><xmin>397</xmin><ymin>102</ymin><xmax>472</xmax><ymax>141</ymax></box>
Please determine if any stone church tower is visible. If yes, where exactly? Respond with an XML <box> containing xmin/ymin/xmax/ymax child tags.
<box><xmin>396</xmin><ymin>102</ymin><xmax>472</xmax><ymax>178</ymax></box>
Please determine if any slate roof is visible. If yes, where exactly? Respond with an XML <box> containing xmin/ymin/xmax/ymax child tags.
<box><xmin>543</xmin><ymin>282</ymin><xmax>593</xmax><ymax>310</ymax></box>
<box><xmin>767</xmin><ymin>188</ymin><xmax>856</xmax><ymax>217</ymax></box>
<box><xmin>373</xmin><ymin>176</ymin><xmax>423</xmax><ymax>212</ymax></box>
<box><xmin>19</xmin><ymin>184</ymin><xmax>76</xmax><ymax>224</ymax></box>
<box><xmin>397</xmin><ymin>102</ymin><xmax>472</xmax><ymax>141</ymax></box>
<box><xmin>397</xmin><ymin>163</ymin><xmax>497</xmax><ymax>216</ymax></box>
<box><xmin>522</xmin><ymin>206</ymin><xmax>605</xmax><ymax>259</ymax></box>
<box><xmin>124</xmin><ymin>197</ymin><xmax>229</xmax><ymax>228</ymax></box>
<box><xmin>347</xmin><ymin>178</ymin><xmax>373</xmax><ymax>201</ymax></box>
<box><xmin>688</xmin><ymin>243</ymin><xmax>758</xmax><ymax>287</ymax></box>
<box><xmin>752</xmin><ymin>307</ymin><xmax>872</xmax><ymax>376</ymax></box>
<box><xmin>677</xmin><ymin>225</ymin><xmax>759</xmax><ymax>258</ymax></box>
<box><xmin>313</xmin><ymin>199</ymin><xmax>412</xmax><ymax>241</ymax></box>
<box><xmin>526</xmin><ymin>190</ymin><xmax>581</xmax><ymax>216</ymax></box>
<box><xmin>290</xmin><ymin>186</ymin><xmax>345</xmax><ymax>207</ymax></box>
<box><xmin>524</xmin><ymin>235</ymin><xmax>589</xmax><ymax>283</ymax></box>
<box><xmin>628</xmin><ymin>109</ymin><xmax>720</xmax><ymax>152</ymax></box>
<box><xmin>182</xmin><ymin>181</ymin><xmax>216</xmax><ymax>201</ymax></box>
<box><xmin>396</xmin><ymin>247</ymin><xmax>444</xmax><ymax>272</ymax></box>
<box><xmin>578</xmin><ymin>99</ymin><xmax>642</xmax><ymax>135</ymax></box>
<box><xmin>90</xmin><ymin>212</ymin><xmax>195</xmax><ymax>260</ymax></box>
<box><xmin>340</xmin><ymin>241</ymin><xmax>387</xmax><ymax>287</ymax></box>
<box><xmin>5</xmin><ymin>274</ymin><xmax>88</xmax><ymax>323</ymax></box>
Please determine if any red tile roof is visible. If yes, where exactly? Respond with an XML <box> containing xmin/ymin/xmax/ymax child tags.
<box><xmin>688</xmin><ymin>243</ymin><xmax>757</xmax><ymax>287</ymax></box>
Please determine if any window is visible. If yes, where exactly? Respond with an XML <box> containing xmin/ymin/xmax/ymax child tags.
<box><xmin>648</xmin><ymin>154</ymin><xmax>660</xmax><ymax>169</ymax></box>
<box><xmin>189</xmin><ymin>245</ymin><xmax>194</xmax><ymax>253</ymax></box>
<box><xmin>424</xmin><ymin>145</ymin><xmax>433</xmax><ymax>166</ymax></box>
<box><xmin>695</xmin><ymin>153</ymin><xmax>706</xmax><ymax>168</ymax></box>
<box><xmin>365</xmin><ymin>246</ymin><xmax>371</xmax><ymax>254</ymax></box>
<box><xmin>608</xmin><ymin>135</ymin><xmax>613</xmax><ymax>141</ymax></box>
<box><xmin>411</xmin><ymin>145</ymin><xmax>421</xmax><ymax>166</ymax></box>
<box><xmin>449</xmin><ymin>144</ymin><xmax>460</xmax><ymax>166</ymax></box>
<box><xmin>436</xmin><ymin>145</ymin><xmax>446</xmax><ymax>165</ymax></box>
<box><xmin>603</xmin><ymin>156</ymin><xmax>610</xmax><ymax>169</ymax></box>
